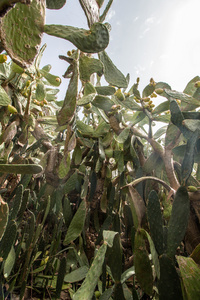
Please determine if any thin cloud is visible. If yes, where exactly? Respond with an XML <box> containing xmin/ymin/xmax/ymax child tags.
<box><xmin>106</xmin><ymin>10</ymin><xmax>116</xmax><ymax>21</ymax></box>
<box><xmin>145</xmin><ymin>17</ymin><xmax>155</xmax><ymax>25</ymax></box>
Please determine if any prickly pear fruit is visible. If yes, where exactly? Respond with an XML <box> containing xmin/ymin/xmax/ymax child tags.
<box><xmin>7</xmin><ymin>104</ymin><xmax>17</xmax><ymax>114</ymax></box>
<box><xmin>114</xmin><ymin>89</ymin><xmax>125</xmax><ymax>101</ymax></box>
<box><xmin>194</xmin><ymin>81</ymin><xmax>200</xmax><ymax>88</ymax></box>
<box><xmin>187</xmin><ymin>185</ymin><xmax>198</xmax><ymax>192</ymax></box>
<box><xmin>155</xmin><ymin>88</ymin><xmax>164</xmax><ymax>95</ymax></box>
<box><xmin>0</xmin><ymin>54</ymin><xmax>7</xmax><ymax>63</ymax></box>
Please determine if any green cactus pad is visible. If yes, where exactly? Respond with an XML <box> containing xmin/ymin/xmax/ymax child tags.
<box><xmin>106</xmin><ymin>232</ymin><xmax>122</xmax><ymax>282</ymax></box>
<box><xmin>147</xmin><ymin>190</ymin><xmax>164</xmax><ymax>256</ymax></box>
<box><xmin>9</xmin><ymin>184</ymin><xmax>23</xmax><ymax>220</ymax></box>
<box><xmin>79</xmin><ymin>55</ymin><xmax>104</xmax><ymax>81</ymax></box>
<box><xmin>44</xmin><ymin>22</ymin><xmax>109</xmax><ymax>53</ymax></box>
<box><xmin>0</xmin><ymin>220</ymin><xmax>17</xmax><ymax>260</ymax></box>
<box><xmin>95</xmin><ymin>85</ymin><xmax>116</xmax><ymax>95</ymax></box>
<box><xmin>177</xmin><ymin>256</ymin><xmax>200</xmax><ymax>300</ymax></box>
<box><xmin>46</xmin><ymin>0</ymin><xmax>66</xmax><ymax>9</ymax></box>
<box><xmin>134</xmin><ymin>229</ymin><xmax>153</xmax><ymax>296</ymax></box>
<box><xmin>17</xmin><ymin>189</ymin><xmax>29</xmax><ymax>222</ymax></box>
<box><xmin>57</xmin><ymin>51</ymin><xmax>79</xmax><ymax>126</ymax></box>
<box><xmin>0</xmin><ymin>85</ymin><xmax>11</xmax><ymax>106</ymax></box>
<box><xmin>181</xmin><ymin>129</ymin><xmax>200</xmax><ymax>185</ymax></box>
<box><xmin>167</xmin><ymin>186</ymin><xmax>190</xmax><ymax>258</ymax></box>
<box><xmin>158</xmin><ymin>254</ymin><xmax>182</xmax><ymax>300</ymax></box>
<box><xmin>0</xmin><ymin>0</ymin><xmax>45</xmax><ymax>68</ymax></box>
<box><xmin>73</xmin><ymin>242</ymin><xmax>107</xmax><ymax>300</ymax></box>
<box><xmin>40</xmin><ymin>69</ymin><xmax>61</xmax><ymax>87</ymax></box>
<box><xmin>35</xmin><ymin>81</ymin><xmax>46</xmax><ymax>101</ymax></box>
<box><xmin>99</xmin><ymin>51</ymin><xmax>128</xmax><ymax>88</ymax></box>
<box><xmin>63</xmin><ymin>200</ymin><xmax>86</xmax><ymax>245</ymax></box>
<box><xmin>3</xmin><ymin>245</ymin><xmax>15</xmax><ymax>278</ymax></box>
<box><xmin>0</xmin><ymin>197</ymin><xmax>9</xmax><ymax>241</ymax></box>
<box><xmin>55</xmin><ymin>257</ymin><xmax>67</xmax><ymax>299</ymax></box>
<box><xmin>170</xmin><ymin>100</ymin><xmax>191</xmax><ymax>139</ymax></box>
<box><xmin>0</xmin><ymin>164</ymin><xmax>43</xmax><ymax>174</ymax></box>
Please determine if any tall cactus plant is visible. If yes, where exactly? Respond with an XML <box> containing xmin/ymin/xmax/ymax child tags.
<box><xmin>0</xmin><ymin>0</ymin><xmax>45</xmax><ymax>67</ymax></box>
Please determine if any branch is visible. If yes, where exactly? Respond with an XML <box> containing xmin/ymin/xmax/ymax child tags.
<box><xmin>79</xmin><ymin>0</ymin><xmax>99</xmax><ymax>27</ymax></box>
<box><xmin>100</xmin><ymin>0</ymin><xmax>113</xmax><ymax>22</ymax></box>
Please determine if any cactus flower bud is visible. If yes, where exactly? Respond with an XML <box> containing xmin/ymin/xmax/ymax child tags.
<box><xmin>0</xmin><ymin>54</ymin><xmax>7</xmax><ymax>63</ymax></box>
<box><xmin>114</xmin><ymin>89</ymin><xmax>125</xmax><ymax>101</ymax></box>
<box><xmin>7</xmin><ymin>105</ymin><xmax>17</xmax><ymax>114</ymax></box>
<box><xmin>143</xmin><ymin>97</ymin><xmax>150</xmax><ymax>102</ymax></box>
<box><xmin>155</xmin><ymin>88</ymin><xmax>164</xmax><ymax>95</ymax></box>
<box><xmin>194</xmin><ymin>81</ymin><xmax>200</xmax><ymax>88</ymax></box>
<box><xmin>187</xmin><ymin>186</ymin><xmax>198</xmax><ymax>192</ymax></box>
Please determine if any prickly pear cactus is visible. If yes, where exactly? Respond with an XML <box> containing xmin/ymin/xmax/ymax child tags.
<box><xmin>0</xmin><ymin>0</ymin><xmax>45</xmax><ymax>68</ymax></box>
<box><xmin>44</xmin><ymin>22</ymin><xmax>109</xmax><ymax>53</ymax></box>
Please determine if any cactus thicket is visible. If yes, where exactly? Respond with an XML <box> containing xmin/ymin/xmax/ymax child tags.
<box><xmin>0</xmin><ymin>0</ymin><xmax>199</xmax><ymax>299</ymax></box>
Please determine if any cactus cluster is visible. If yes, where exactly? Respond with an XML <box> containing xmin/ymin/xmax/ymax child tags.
<box><xmin>0</xmin><ymin>0</ymin><xmax>200</xmax><ymax>299</ymax></box>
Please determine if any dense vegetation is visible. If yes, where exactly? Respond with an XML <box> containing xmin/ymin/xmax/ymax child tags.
<box><xmin>0</xmin><ymin>1</ymin><xmax>200</xmax><ymax>299</ymax></box>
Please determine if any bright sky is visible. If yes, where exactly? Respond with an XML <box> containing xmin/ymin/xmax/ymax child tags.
<box><xmin>41</xmin><ymin>0</ymin><xmax>200</xmax><ymax>100</ymax></box>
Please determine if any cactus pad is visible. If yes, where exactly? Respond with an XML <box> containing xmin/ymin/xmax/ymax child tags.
<box><xmin>0</xmin><ymin>86</ymin><xmax>11</xmax><ymax>106</ymax></box>
<box><xmin>167</xmin><ymin>186</ymin><xmax>190</xmax><ymax>258</ymax></box>
<box><xmin>46</xmin><ymin>0</ymin><xmax>66</xmax><ymax>9</ymax></box>
<box><xmin>0</xmin><ymin>0</ymin><xmax>45</xmax><ymax>68</ymax></box>
<box><xmin>158</xmin><ymin>254</ymin><xmax>182</xmax><ymax>300</ymax></box>
<box><xmin>134</xmin><ymin>229</ymin><xmax>153</xmax><ymax>296</ymax></box>
<box><xmin>147</xmin><ymin>190</ymin><xmax>164</xmax><ymax>256</ymax></box>
<box><xmin>99</xmin><ymin>51</ymin><xmax>128</xmax><ymax>88</ymax></box>
<box><xmin>44</xmin><ymin>22</ymin><xmax>109</xmax><ymax>53</ymax></box>
<box><xmin>0</xmin><ymin>164</ymin><xmax>43</xmax><ymax>174</ymax></box>
<box><xmin>177</xmin><ymin>256</ymin><xmax>200</xmax><ymax>300</ymax></box>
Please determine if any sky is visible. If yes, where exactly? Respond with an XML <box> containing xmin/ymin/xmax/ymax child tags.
<box><xmin>41</xmin><ymin>0</ymin><xmax>200</xmax><ymax>100</ymax></box>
